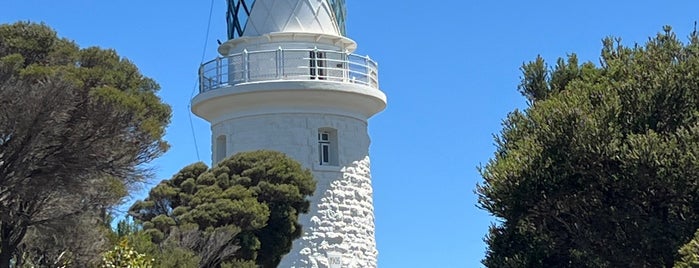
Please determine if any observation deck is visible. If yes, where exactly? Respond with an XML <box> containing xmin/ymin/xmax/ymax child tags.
<box><xmin>198</xmin><ymin>47</ymin><xmax>378</xmax><ymax>93</ymax></box>
<box><xmin>192</xmin><ymin>46</ymin><xmax>385</xmax><ymax>123</ymax></box>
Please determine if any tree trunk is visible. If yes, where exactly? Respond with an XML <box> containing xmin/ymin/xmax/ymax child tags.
<box><xmin>0</xmin><ymin>243</ymin><xmax>12</xmax><ymax>268</ymax></box>
<box><xmin>0</xmin><ymin>222</ymin><xmax>23</xmax><ymax>268</ymax></box>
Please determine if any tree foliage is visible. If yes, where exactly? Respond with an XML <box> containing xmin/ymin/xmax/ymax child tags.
<box><xmin>107</xmin><ymin>218</ymin><xmax>201</xmax><ymax>268</ymax></box>
<box><xmin>676</xmin><ymin>230</ymin><xmax>699</xmax><ymax>268</ymax></box>
<box><xmin>477</xmin><ymin>26</ymin><xmax>699</xmax><ymax>267</ymax></box>
<box><xmin>130</xmin><ymin>150</ymin><xmax>316</xmax><ymax>268</ymax></box>
<box><xmin>101</xmin><ymin>239</ymin><xmax>153</xmax><ymax>268</ymax></box>
<box><xmin>19</xmin><ymin>211</ymin><xmax>112</xmax><ymax>267</ymax></box>
<box><xmin>0</xmin><ymin>22</ymin><xmax>171</xmax><ymax>267</ymax></box>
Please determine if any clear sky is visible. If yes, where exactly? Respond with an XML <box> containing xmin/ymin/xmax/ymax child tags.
<box><xmin>2</xmin><ymin>1</ymin><xmax>699</xmax><ymax>267</ymax></box>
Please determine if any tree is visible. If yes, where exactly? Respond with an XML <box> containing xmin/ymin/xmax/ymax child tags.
<box><xmin>477</xmin><ymin>26</ymin><xmax>699</xmax><ymax>267</ymax></box>
<box><xmin>130</xmin><ymin>150</ymin><xmax>316</xmax><ymax>268</ymax></box>
<box><xmin>676</xmin><ymin>230</ymin><xmax>699</xmax><ymax>268</ymax></box>
<box><xmin>101</xmin><ymin>239</ymin><xmax>154</xmax><ymax>268</ymax></box>
<box><xmin>106</xmin><ymin>218</ymin><xmax>201</xmax><ymax>268</ymax></box>
<box><xmin>19</xmin><ymin>210</ymin><xmax>111</xmax><ymax>267</ymax></box>
<box><xmin>0</xmin><ymin>22</ymin><xmax>171</xmax><ymax>267</ymax></box>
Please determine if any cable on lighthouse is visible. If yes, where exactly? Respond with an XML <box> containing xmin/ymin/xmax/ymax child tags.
<box><xmin>187</xmin><ymin>0</ymin><xmax>217</xmax><ymax>162</ymax></box>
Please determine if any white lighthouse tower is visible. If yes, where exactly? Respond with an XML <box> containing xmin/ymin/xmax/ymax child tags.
<box><xmin>191</xmin><ymin>0</ymin><xmax>386</xmax><ymax>267</ymax></box>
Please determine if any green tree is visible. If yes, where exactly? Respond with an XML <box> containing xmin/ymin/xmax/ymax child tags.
<box><xmin>130</xmin><ymin>150</ymin><xmax>316</xmax><ymax>268</ymax></box>
<box><xmin>19</xmin><ymin>211</ymin><xmax>112</xmax><ymax>267</ymax></box>
<box><xmin>0</xmin><ymin>22</ymin><xmax>171</xmax><ymax>267</ymax></box>
<box><xmin>477</xmin><ymin>26</ymin><xmax>699</xmax><ymax>267</ymax></box>
<box><xmin>101</xmin><ymin>239</ymin><xmax>153</xmax><ymax>268</ymax></box>
<box><xmin>676</xmin><ymin>230</ymin><xmax>699</xmax><ymax>268</ymax></box>
<box><xmin>107</xmin><ymin>218</ymin><xmax>201</xmax><ymax>268</ymax></box>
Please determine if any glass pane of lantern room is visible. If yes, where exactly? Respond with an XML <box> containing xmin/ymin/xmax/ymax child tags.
<box><xmin>327</xmin><ymin>0</ymin><xmax>346</xmax><ymax>36</ymax></box>
<box><xmin>227</xmin><ymin>0</ymin><xmax>346</xmax><ymax>39</ymax></box>
<box><xmin>227</xmin><ymin>0</ymin><xmax>255</xmax><ymax>39</ymax></box>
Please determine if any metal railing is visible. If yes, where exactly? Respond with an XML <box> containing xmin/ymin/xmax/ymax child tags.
<box><xmin>199</xmin><ymin>48</ymin><xmax>379</xmax><ymax>93</ymax></box>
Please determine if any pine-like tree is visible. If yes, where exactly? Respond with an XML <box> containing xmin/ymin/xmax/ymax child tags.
<box><xmin>478</xmin><ymin>26</ymin><xmax>699</xmax><ymax>267</ymax></box>
<box><xmin>130</xmin><ymin>150</ymin><xmax>316</xmax><ymax>268</ymax></box>
<box><xmin>0</xmin><ymin>22</ymin><xmax>171</xmax><ymax>267</ymax></box>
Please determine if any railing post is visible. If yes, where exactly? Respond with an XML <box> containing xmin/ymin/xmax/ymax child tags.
<box><xmin>312</xmin><ymin>46</ymin><xmax>318</xmax><ymax>80</ymax></box>
<box><xmin>374</xmin><ymin>58</ymin><xmax>379</xmax><ymax>88</ymax></box>
<box><xmin>277</xmin><ymin>46</ymin><xmax>283</xmax><ymax>79</ymax></box>
<box><xmin>367</xmin><ymin>55</ymin><xmax>379</xmax><ymax>88</ymax></box>
<box><xmin>216</xmin><ymin>57</ymin><xmax>221</xmax><ymax>88</ymax></box>
<box><xmin>366</xmin><ymin>55</ymin><xmax>374</xmax><ymax>88</ymax></box>
<box><xmin>365</xmin><ymin>55</ymin><xmax>371</xmax><ymax>73</ymax></box>
<box><xmin>199</xmin><ymin>65</ymin><xmax>204</xmax><ymax>92</ymax></box>
<box><xmin>344</xmin><ymin>49</ymin><xmax>350</xmax><ymax>82</ymax></box>
<box><xmin>243</xmin><ymin>49</ymin><xmax>249</xmax><ymax>82</ymax></box>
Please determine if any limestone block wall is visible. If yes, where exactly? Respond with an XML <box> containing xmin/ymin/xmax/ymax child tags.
<box><xmin>286</xmin><ymin>156</ymin><xmax>377</xmax><ymax>268</ymax></box>
<box><xmin>212</xmin><ymin>113</ymin><xmax>377</xmax><ymax>268</ymax></box>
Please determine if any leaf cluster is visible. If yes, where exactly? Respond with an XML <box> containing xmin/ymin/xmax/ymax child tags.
<box><xmin>107</xmin><ymin>219</ymin><xmax>202</xmax><ymax>268</ymax></box>
<box><xmin>478</xmin><ymin>26</ymin><xmax>699</xmax><ymax>267</ymax></box>
<box><xmin>101</xmin><ymin>238</ymin><xmax>154</xmax><ymax>268</ymax></box>
<box><xmin>0</xmin><ymin>21</ymin><xmax>171</xmax><ymax>266</ymax></box>
<box><xmin>676</xmin><ymin>229</ymin><xmax>699</xmax><ymax>268</ymax></box>
<box><xmin>130</xmin><ymin>150</ymin><xmax>316</xmax><ymax>268</ymax></box>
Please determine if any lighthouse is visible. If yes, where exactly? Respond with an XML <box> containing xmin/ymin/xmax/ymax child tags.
<box><xmin>191</xmin><ymin>0</ymin><xmax>386</xmax><ymax>267</ymax></box>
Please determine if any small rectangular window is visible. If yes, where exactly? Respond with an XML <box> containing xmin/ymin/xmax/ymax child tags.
<box><xmin>321</xmin><ymin>144</ymin><xmax>330</xmax><ymax>164</ymax></box>
<box><xmin>318</xmin><ymin>131</ymin><xmax>332</xmax><ymax>165</ymax></box>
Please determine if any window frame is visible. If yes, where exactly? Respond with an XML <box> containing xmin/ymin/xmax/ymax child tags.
<box><xmin>317</xmin><ymin>128</ymin><xmax>338</xmax><ymax>166</ymax></box>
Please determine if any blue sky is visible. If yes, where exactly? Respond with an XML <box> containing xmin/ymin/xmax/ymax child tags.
<box><xmin>2</xmin><ymin>1</ymin><xmax>699</xmax><ymax>267</ymax></box>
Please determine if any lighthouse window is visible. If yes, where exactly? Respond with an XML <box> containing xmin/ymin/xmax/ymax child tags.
<box><xmin>321</xmin><ymin>143</ymin><xmax>330</xmax><ymax>164</ymax></box>
<box><xmin>318</xmin><ymin>128</ymin><xmax>338</xmax><ymax>166</ymax></box>
<box><xmin>310</xmin><ymin>51</ymin><xmax>326</xmax><ymax>80</ymax></box>
<box><xmin>319</xmin><ymin>131</ymin><xmax>330</xmax><ymax>164</ymax></box>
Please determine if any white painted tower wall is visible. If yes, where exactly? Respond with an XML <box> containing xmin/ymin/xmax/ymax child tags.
<box><xmin>213</xmin><ymin>113</ymin><xmax>377</xmax><ymax>267</ymax></box>
<box><xmin>192</xmin><ymin>0</ymin><xmax>385</xmax><ymax>267</ymax></box>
